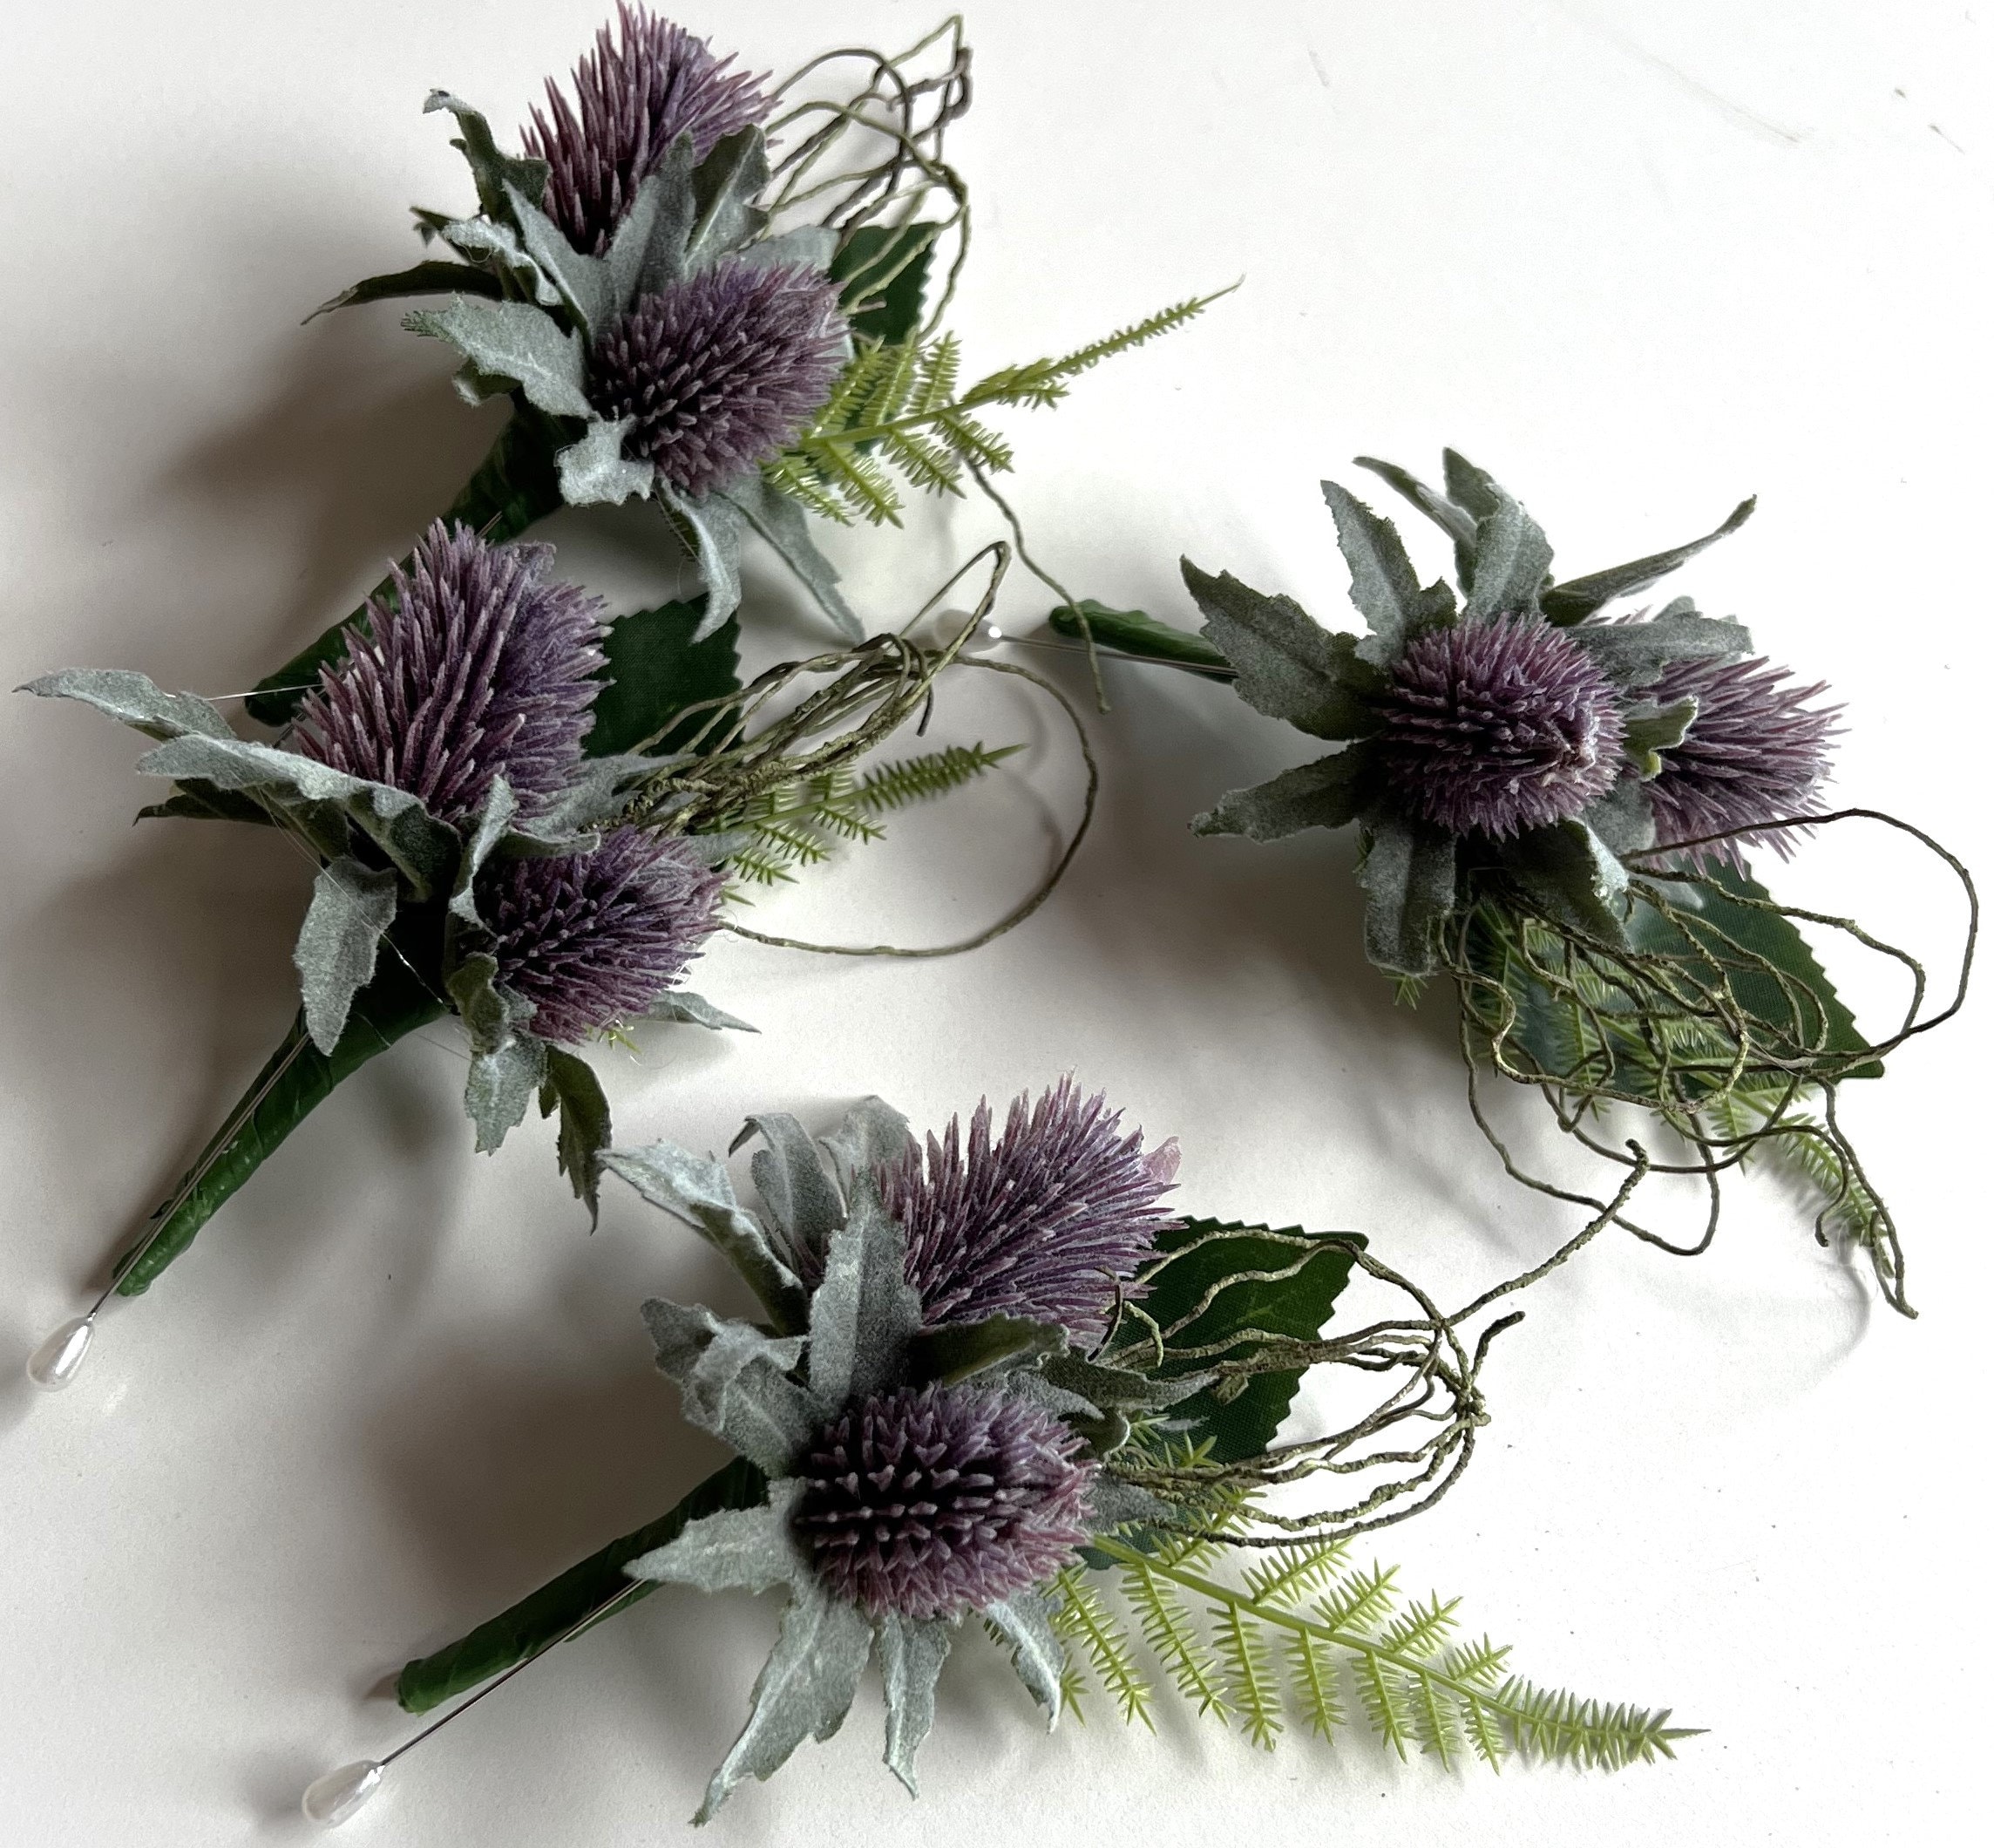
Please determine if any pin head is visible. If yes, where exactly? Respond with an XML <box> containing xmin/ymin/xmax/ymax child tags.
<box><xmin>26</xmin><ymin>1315</ymin><xmax>94</xmax><ymax>1390</ymax></box>
<box><xmin>302</xmin><ymin>1759</ymin><xmax>383</xmax><ymax>1826</ymax></box>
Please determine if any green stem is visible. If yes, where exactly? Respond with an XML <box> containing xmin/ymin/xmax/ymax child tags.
<box><xmin>395</xmin><ymin>1457</ymin><xmax>769</xmax><ymax>1714</ymax></box>
<box><xmin>114</xmin><ymin>934</ymin><xmax>449</xmax><ymax>1294</ymax></box>
<box><xmin>242</xmin><ymin>402</ymin><xmax>566</xmax><ymax>728</ymax></box>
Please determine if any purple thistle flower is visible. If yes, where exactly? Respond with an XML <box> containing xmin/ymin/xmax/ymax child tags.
<box><xmin>876</xmin><ymin>1079</ymin><xmax>1181</xmax><ymax>1343</ymax></box>
<box><xmin>795</xmin><ymin>1383</ymin><xmax>1095</xmax><ymax>1620</ymax></box>
<box><xmin>1638</xmin><ymin>654</ymin><xmax>1840</xmax><ymax>868</ymax></box>
<box><xmin>587</xmin><ymin>260</ymin><xmax>847</xmax><ymax>498</ymax></box>
<box><xmin>481</xmin><ymin>827</ymin><xmax>722</xmax><ymax>1043</ymax></box>
<box><xmin>293</xmin><ymin>522</ymin><xmax>605</xmax><ymax>826</ymax></box>
<box><xmin>1370</xmin><ymin>615</ymin><xmax>1627</xmax><ymax>839</ymax></box>
<box><xmin>524</xmin><ymin>3</ymin><xmax>773</xmax><ymax>257</ymax></box>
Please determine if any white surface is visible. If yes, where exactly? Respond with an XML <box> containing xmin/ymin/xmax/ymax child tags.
<box><xmin>1</xmin><ymin>2</ymin><xmax>1987</xmax><ymax>1842</ymax></box>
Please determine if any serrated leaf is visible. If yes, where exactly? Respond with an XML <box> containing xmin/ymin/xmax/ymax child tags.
<box><xmin>295</xmin><ymin>856</ymin><xmax>399</xmax><ymax>1053</ymax></box>
<box><xmin>1319</xmin><ymin>483</ymin><xmax>1454</xmax><ymax>658</ymax></box>
<box><xmin>1183</xmin><ymin>561</ymin><xmax>1384</xmax><ymax>737</ymax></box>
<box><xmin>464</xmin><ymin>1032</ymin><xmax>548</xmax><ymax>1152</ymax></box>
<box><xmin>405</xmin><ymin>296</ymin><xmax>592</xmax><ymax>418</ymax></box>
<box><xmin>614</xmin><ymin>145</ymin><xmax>701</xmax><ymax>304</ymax></box>
<box><xmin>1192</xmin><ymin>751</ymin><xmax>1370</xmax><ymax>843</ymax></box>
<box><xmin>538</xmin><ymin>1046</ymin><xmax>611</xmax><ymax>1223</ymax></box>
<box><xmin>626</xmin><ymin>1481</ymin><xmax>804</xmax><ymax>1594</ymax></box>
<box><xmin>447</xmin><ymin>775</ymin><xmax>517</xmax><ymax>927</ymax></box>
<box><xmin>435</xmin><ymin>214</ymin><xmax>559</xmax><ymax>308</ymax></box>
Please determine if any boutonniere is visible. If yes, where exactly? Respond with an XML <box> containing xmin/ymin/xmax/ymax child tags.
<box><xmin>1052</xmin><ymin>453</ymin><xmax>1975</xmax><ymax>1315</ymax></box>
<box><xmin>301</xmin><ymin>1084</ymin><xmax>1685</xmax><ymax>1826</ymax></box>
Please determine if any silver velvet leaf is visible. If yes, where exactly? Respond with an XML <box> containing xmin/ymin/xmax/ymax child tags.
<box><xmin>683</xmin><ymin>128</ymin><xmax>773</xmax><ymax>275</ymax></box>
<box><xmin>22</xmin><ymin>668</ymin><xmax>233</xmax><ymax>743</ymax></box>
<box><xmin>1318</xmin><ymin>485</ymin><xmax>1459</xmax><ymax>665</ymax></box>
<box><xmin>445</xmin><ymin>950</ymin><xmax>542</xmax><ymax>1152</ymax></box>
<box><xmin>422</xmin><ymin>90</ymin><xmax>549</xmax><ymax>223</ymax></box>
<box><xmin>606</xmin><ymin>1142</ymin><xmax>807</xmax><ymax>1332</ymax></box>
<box><xmin>538</xmin><ymin>1044</ymin><xmax>612</xmax><ymax>1225</ymax></box>
<box><xmin>556</xmin><ymin>417</ymin><xmax>656</xmax><ymax>508</ymax></box>
<box><xmin>694</xmin><ymin>1573</ymin><xmax>874</xmax><ymax>1824</ymax></box>
<box><xmin>1360</xmin><ymin>815</ymin><xmax>1458</xmax><ymax>976</ymax></box>
<box><xmin>641</xmin><ymin>1301</ymin><xmax>817</xmax><ymax>1475</ymax></box>
<box><xmin>808</xmin><ymin>1178</ymin><xmax>921</xmax><ymax>1405</ymax></box>
<box><xmin>1569</xmin><ymin>609</ymin><xmax>1753</xmax><ymax>685</ymax></box>
<box><xmin>447</xmin><ymin>776</ymin><xmax>518</xmax><ymax>928</ymax></box>
<box><xmin>436</xmin><ymin>214</ymin><xmax>560</xmax><ymax>309</ymax></box>
<box><xmin>983</xmin><ymin>1592</ymin><xmax>1065</xmax><ymax>1726</ymax></box>
<box><xmin>878</xmin><ymin>1612</ymin><xmax>954</xmax><ymax>1797</ymax></box>
<box><xmin>1086</xmin><ymin>1474</ymin><xmax>1182</xmax><ymax>1534</ymax></box>
<box><xmin>739</xmin><ymin>1113</ymin><xmax>845</xmax><ymax>1271</ymax></box>
<box><xmin>904</xmin><ymin>1315</ymin><xmax>1068</xmax><ymax>1388</ymax></box>
<box><xmin>655</xmin><ymin>481</ymin><xmax>745</xmax><ymax>635</ymax></box>
<box><xmin>1502</xmin><ymin>819</ymin><xmax>1631</xmax><ymax>943</ymax></box>
<box><xmin>1182</xmin><ymin>560</ymin><xmax>1384</xmax><ymax>739</ymax></box>
<box><xmin>643</xmin><ymin>990</ymin><xmax>756</xmax><ymax>1033</ymax></box>
<box><xmin>1461</xmin><ymin>489</ymin><xmax>1555</xmax><ymax>623</ymax></box>
<box><xmin>1192</xmin><ymin>751</ymin><xmax>1367</xmax><ymax>842</ymax></box>
<box><xmin>714</xmin><ymin>472</ymin><xmax>863</xmax><ymax>641</ymax></box>
<box><xmin>295</xmin><ymin>856</ymin><xmax>399</xmax><ymax>1053</ymax></box>
<box><xmin>734</xmin><ymin>225</ymin><xmax>838</xmax><ymax>274</ymax></box>
<box><xmin>404</xmin><ymin>296</ymin><xmax>593</xmax><ymax>420</ymax></box>
<box><xmin>502</xmin><ymin>180</ymin><xmax>612</xmax><ymax>332</ymax></box>
<box><xmin>135</xmin><ymin>733</ymin><xmax>458</xmax><ymax>896</ymax></box>
<box><xmin>818</xmin><ymin>1095</ymin><xmax>915</xmax><ymax>1201</ymax></box>
<box><xmin>626</xmin><ymin>1479</ymin><xmax>807</xmax><ymax>1594</ymax></box>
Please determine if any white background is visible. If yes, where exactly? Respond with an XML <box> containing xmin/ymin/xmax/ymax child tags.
<box><xmin>2</xmin><ymin>3</ymin><xmax>1988</xmax><ymax>1842</ymax></box>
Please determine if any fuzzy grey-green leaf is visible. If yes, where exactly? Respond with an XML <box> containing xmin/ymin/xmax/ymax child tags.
<box><xmin>447</xmin><ymin>776</ymin><xmax>518</xmax><ymax>928</ymax></box>
<box><xmin>645</xmin><ymin>990</ymin><xmax>756</xmax><ymax>1033</ymax></box>
<box><xmin>694</xmin><ymin>1574</ymin><xmax>873</xmax><ymax>1824</ymax></box>
<box><xmin>684</xmin><ymin>128</ymin><xmax>772</xmax><ymax>274</ymax></box>
<box><xmin>1360</xmin><ymin>818</ymin><xmax>1457</xmax><ymax>976</ymax></box>
<box><xmin>905</xmin><ymin>1315</ymin><xmax>1067</xmax><ymax>1386</ymax></box>
<box><xmin>716</xmin><ymin>472</ymin><xmax>862</xmax><ymax>640</ymax></box>
<box><xmin>1569</xmin><ymin>610</ymin><xmax>1752</xmax><ymax>685</ymax></box>
<box><xmin>819</xmin><ymin>1095</ymin><xmax>916</xmax><ymax>1199</ymax></box>
<box><xmin>1182</xmin><ymin>560</ymin><xmax>1382</xmax><ymax>737</ymax></box>
<box><xmin>1462</xmin><ymin>491</ymin><xmax>1554</xmax><ymax>622</ymax></box>
<box><xmin>1542</xmin><ymin>498</ymin><xmax>1755</xmax><ymax>627</ymax></box>
<box><xmin>556</xmin><ymin>418</ymin><xmax>655</xmax><ymax>507</ymax></box>
<box><xmin>640</xmin><ymin>1300</ymin><xmax>817</xmax><ymax>1475</ymax></box>
<box><xmin>616</xmin><ymin>146</ymin><xmax>702</xmax><ymax>303</ymax></box>
<box><xmin>809</xmin><ymin>1179</ymin><xmax>922</xmax><ymax>1404</ymax></box>
<box><xmin>295</xmin><ymin>857</ymin><xmax>399</xmax><ymax>1053</ymax></box>
<box><xmin>1193</xmin><ymin>751</ymin><xmax>1368</xmax><ymax>842</ymax></box>
<box><xmin>656</xmin><ymin>481</ymin><xmax>745</xmax><ymax>635</ymax></box>
<box><xmin>985</xmin><ymin>1592</ymin><xmax>1065</xmax><ymax>1725</ymax></box>
<box><xmin>423</xmin><ymin>91</ymin><xmax>550</xmax><ymax>221</ymax></box>
<box><xmin>1319</xmin><ymin>484</ymin><xmax>1441</xmax><ymax>656</ymax></box>
<box><xmin>1621</xmin><ymin>697</ymin><xmax>1699</xmax><ymax>779</ymax></box>
<box><xmin>742</xmin><ymin>1113</ymin><xmax>845</xmax><ymax>1271</ymax></box>
<box><xmin>503</xmin><ymin>180</ymin><xmax>612</xmax><ymax>330</ymax></box>
<box><xmin>626</xmin><ymin>1481</ymin><xmax>805</xmax><ymax>1594</ymax></box>
<box><xmin>404</xmin><ymin>297</ymin><xmax>593</xmax><ymax>419</ymax></box>
<box><xmin>1502</xmin><ymin>819</ymin><xmax>1631</xmax><ymax>942</ymax></box>
<box><xmin>23</xmin><ymin>669</ymin><xmax>232</xmax><ymax>742</ymax></box>
<box><xmin>539</xmin><ymin>1045</ymin><xmax>612</xmax><ymax>1224</ymax></box>
<box><xmin>465</xmin><ymin>1033</ymin><xmax>548</xmax><ymax>1153</ymax></box>
<box><xmin>879</xmin><ymin>1614</ymin><xmax>954</xmax><ymax>1796</ymax></box>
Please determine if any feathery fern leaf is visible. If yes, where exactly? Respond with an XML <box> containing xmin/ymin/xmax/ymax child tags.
<box><xmin>853</xmin><ymin>742</ymin><xmax>1022</xmax><ymax>812</ymax></box>
<box><xmin>1051</xmin><ymin>1569</ymin><xmax>1154</xmax><ymax>1729</ymax></box>
<box><xmin>1213</xmin><ymin>1600</ymin><xmax>1284</xmax><ymax>1749</ymax></box>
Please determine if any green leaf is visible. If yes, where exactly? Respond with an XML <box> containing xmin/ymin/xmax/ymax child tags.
<box><xmin>1192</xmin><ymin>751</ymin><xmax>1369</xmax><ymax>843</ymax></box>
<box><xmin>244</xmin><ymin>407</ymin><xmax>566</xmax><ymax>726</ymax></box>
<box><xmin>294</xmin><ymin>856</ymin><xmax>400</xmax><ymax>1053</ymax></box>
<box><xmin>905</xmin><ymin>1315</ymin><xmax>1068</xmax><ymax>1386</ymax></box>
<box><xmin>1542</xmin><ymin>498</ymin><xmax>1755</xmax><ymax>626</ymax></box>
<box><xmin>1136</xmin><ymin>1218</ymin><xmax>1362</xmax><ymax>1461</ymax></box>
<box><xmin>1500</xmin><ymin>819</ymin><xmax>1630</xmax><ymax>943</ymax></box>
<box><xmin>1182</xmin><ymin>561</ymin><xmax>1385</xmax><ymax>738</ymax></box>
<box><xmin>115</xmin><ymin>914</ymin><xmax>450</xmax><ymax>1294</ymax></box>
<box><xmin>1622</xmin><ymin>697</ymin><xmax>1699</xmax><ymax>779</ymax></box>
<box><xmin>1360</xmin><ymin>818</ymin><xmax>1458</xmax><ymax>976</ymax></box>
<box><xmin>1046</xmin><ymin>599</ymin><xmax>1232</xmax><ymax>674</ymax></box>
<box><xmin>394</xmin><ymin>1456</ymin><xmax>768</xmax><ymax>1714</ymax></box>
<box><xmin>404</xmin><ymin>296</ymin><xmax>593</xmax><ymax>419</ymax></box>
<box><xmin>539</xmin><ymin>1046</ymin><xmax>612</xmax><ymax>1223</ymax></box>
<box><xmin>306</xmin><ymin>260</ymin><xmax>505</xmax><ymax>323</ymax></box>
<box><xmin>588</xmin><ymin>598</ymin><xmax>740</xmax><ymax>758</ymax></box>
<box><xmin>685</xmin><ymin>128</ymin><xmax>772</xmax><ymax>275</ymax></box>
<box><xmin>831</xmin><ymin>222</ymin><xmax>939</xmax><ymax>345</ymax></box>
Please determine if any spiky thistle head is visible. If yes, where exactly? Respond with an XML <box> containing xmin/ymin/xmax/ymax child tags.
<box><xmin>587</xmin><ymin>261</ymin><xmax>847</xmax><ymax>498</ymax></box>
<box><xmin>480</xmin><ymin>827</ymin><xmax>722</xmax><ymax>1043</ymax></box>
<box><xmin>794</xmin><ymin>1383</ymin><xmax>1095</xmax><ymax>1620</ymax></box>
<box><xmin>1638</xmin><ymin>654</ymin><xmax>1840</xmax><ymax>867</ymax></box>
<box><xmin>874</xmin><ymin>1079</ymin><xmax>1180</xmax><ymax>1343</ymax></box>
<box><xmin>293</xmin><ymin>521</ymin><xmax>605</xmax><ymax>825</ymax></box>
<box><xmin>1369</xmin><ymin>615</ymin><xmax>1627</xmax><ymax>839</ymax></box>
<box><xmin>523</xmin><ymin>3</ymin><xmax>772</xmax><ymax>256</ymax></box>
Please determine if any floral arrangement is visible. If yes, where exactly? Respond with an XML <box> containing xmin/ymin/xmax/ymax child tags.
<box><xmin>300</xmin><ymin>1084</ymin><xmax>1686</xmax><ymax>1826</ymax></box>
<box><xmin>1053</xmin><ymin>453</ymin><xmax>1976</xmax><ymax>1315</ymax></box>
<box><xmin>23</xmin><ymin>5</ymin><xmax>1214</xmax><ymax>1384</ymax></box>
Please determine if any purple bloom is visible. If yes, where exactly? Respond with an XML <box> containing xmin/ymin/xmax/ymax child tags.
<box><xmin>293</xmin><ymin>522</ymin><xmax>605</xmax><ymax>826</ymax></box>
<box><xmin>1370</xmin><ymin>615</ymin><xmax>1626</xmax><ymax>839</ymax></box>
<box><xmin>877</xmin><ymin>1080</ymin><xmax>1180</xmax><ymax>1343</ymax></box>
<box><xmin>524</xmin><ymin>3</ymin><xmax>772</xmax><ymax>256</ymax></box>
<box><xmin>1638</xmin><ymin>654</ymin><xmax>1840</xmax><ymax>868</ymax></box>
<box><xmin>482</xmin><ymin>827</ymin><xmax>722</xmax><ymax>1043</ymax></box>
<box><xmin>587</xmin><ymin>260</ymin><xmax>847</xmax><ymax>498</ymax></box>
<box><xmin>795</xmin><ymin>1383</ymin><xmax>1095</xmax><ymax>1620</ymax></box>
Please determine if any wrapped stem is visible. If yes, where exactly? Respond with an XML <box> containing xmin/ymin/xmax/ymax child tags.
<box><xmin>114</xmin><ymin>929</ymin><xmax>449</xmax><ymax>1294</ymax></box>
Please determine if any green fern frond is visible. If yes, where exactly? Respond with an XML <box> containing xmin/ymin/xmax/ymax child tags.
<box><xmin>1283</xmin><ymin>1627</ymin><xmax>1343</xmax><ymax>1740</ymax></box>
<box><xmin>1315</xmin><ymin>1562</ymin><xmax>1399</xmax><ymax>1634</ymax></box>
<box><xmin>956</xmin><ymin>290</ymin><xmax>1228</xmax><ymax>411</ymax></box>
<box><xmin>1380</xmin><ymin>1593</ymin><xmax>1462</xmax><ymax>1660</ymax></box>
<box><xmin>1213</xmin><ymin>1601</ymin><xmax>1284</xmax><ymax>1749</ymax></box>
<box><xmin>1125</xmin><ymin>1564</ymin><xmax>1231</xmax><ymax>1719</ymax></box>
<box><xmin>1051</xmin><ymin>1569</ymin><xmax>1153</xmax><ymax>1729</ymax></box>
<box><xmin>1353</xmin><ymin>1653</ymin><xmax>1414</xmax><ymax>1761</ymax></box>
<box><xmin>1245</xmin><ymin>1539</ymin><xmax>1352</xmax><ymax>1610</ymax></box>
<box><xmin>854</xmin><ymin>742</ymin><xmax>1022</xmax><ymax>812</ymax></box>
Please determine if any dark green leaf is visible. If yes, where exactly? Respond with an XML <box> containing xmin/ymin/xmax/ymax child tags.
<box><xmin>394</xmin><ymin>1456</ymin><xmax>768</xmax><ymax>1714</ymax></box>
<box><xmin>113</xmin><ymin>912</ymin><xmax>449</xmax><ymax>1294</ymax></box>
<box><xmin>136</xmin><ymin>779</ymin><xmax>278</xmax><ymax>826</ymax></box>
<box><xmin>588</xmin><ymin>599</ymin><xmax>741</xmax><ymax>757</ymax></box>
<box><xmin>1184</xmin><ymin>560</ymin><xmax>1386</xmax><ymax>737</ymax></box>
<box><xmin>830</xmin><ymin>222</ymin><xmax>938</xmax><ymax>345</ymax></box>
<box><xmin>904</xmin><ymin>1315</ymin><xmax>1066</xmax><ymax>1385</ymax></box>
<box><xmin>1360</xmin><ymin>817</ymin><xmax>1458</xmax><ymax>975</ymax></box>
<box><xmin>1046</xmin><ymin>599</ymin><xmax>1232</xmax><ymax>675</ymax></box>
<box><xmin>306</xmin><ymin>260</ymin><xmax>505</xmax><ymax>323</ymax></box>
<box><xmin>1192</xmin><ymin>751</ymin><xmax>1370</xmax><ymax>842</ymax></box>
<box><xmin>1137</xmin><ymin>1217</ymin><xmax>1363</xmax><ymax>1462</ymax></box>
